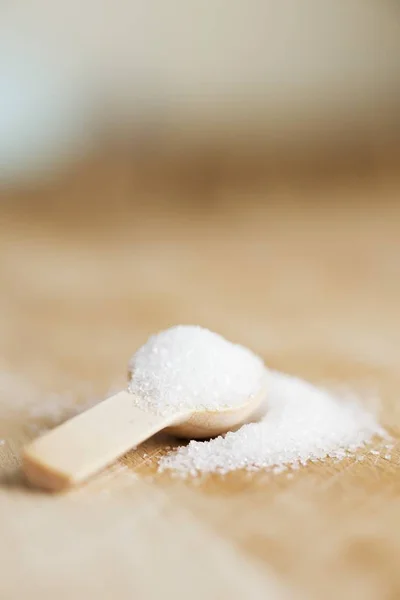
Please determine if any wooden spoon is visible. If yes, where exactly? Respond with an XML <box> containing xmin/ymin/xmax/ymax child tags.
<box><xmin>22</xmin><ymin>377</ymin><xmax>266</xmax><ymax>492</ymax></box>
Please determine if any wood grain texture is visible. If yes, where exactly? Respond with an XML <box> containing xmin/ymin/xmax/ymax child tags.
<box><xmin>1</xmin><ymin>153</ymin><xmax>400</xmax><ymax>599</ymax></box>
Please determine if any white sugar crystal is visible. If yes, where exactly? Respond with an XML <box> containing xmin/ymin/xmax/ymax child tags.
<box><xmin>128</xmin><ymin>325</ymin><xmax>265</xmax><ymax>416</ymax></box>
<box><xmin>159</xmin><ymin>371</ymin><xmax>386</xmax><ymax>476</ymax></box>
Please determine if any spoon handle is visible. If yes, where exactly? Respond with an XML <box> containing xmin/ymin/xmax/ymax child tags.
<box><xmin>22</xmin><ymin>391</ymin><xmax>184</xmax><ymax>492</ymax></box>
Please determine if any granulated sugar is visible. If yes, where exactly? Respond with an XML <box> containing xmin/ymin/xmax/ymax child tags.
<box><xmin>0</xmin><ymin>354</ymin><xmax>389</xmax><ymax>480</ymax></box>
<box><xmin>159</xmin><ymin>371</ymin><xmax>388</xmax><ymax>476</ymax></box>
<box><xmin>128</xmin><ymin>325</ymin><xmax>265</xmax><ymax>416</ymax></box>
<box><xmin>0</xmin><ymin>369</ymin><xmax>108</xmax><ymax>434</ymax></box>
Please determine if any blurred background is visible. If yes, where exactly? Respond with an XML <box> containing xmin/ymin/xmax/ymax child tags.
<box><xmin>1</xmin><ymin>0</ymin><xmax>400</xmax><ymax>183</ymax></box>
<box><xmin>1</xmin><ymin>0</ymin><xmax>400</xmax><ymax>393</ymax></box>
<box><xmin>2</xmin><ymin>5</ymin><xmax>400</xmax><ymax>598</ymax></box>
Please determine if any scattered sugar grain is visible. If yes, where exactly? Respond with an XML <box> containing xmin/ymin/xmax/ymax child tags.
<box><xmin>0</xmin><ymin>369</ymin><xmax>117</xmax><ymax>435</ymax></box>
<box><xmin>159</xmin><ymin>371</ymin><xmax>387</xmax><ymax>477</ymax></box>
<box><xmin>128</xmin><ymin>325</ymin><xmax>265</xmax><ymax>416</ymax></box>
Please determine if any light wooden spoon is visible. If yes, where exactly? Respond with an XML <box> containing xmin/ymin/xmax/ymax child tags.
<box><xmin>22</xmin><ymin>377</ymin><xmax>266</xmax><ymax>492</ymax></box>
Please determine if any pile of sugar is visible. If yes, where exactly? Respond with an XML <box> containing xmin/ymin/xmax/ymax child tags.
<box><xmin>128</xmin><ymin>325</ymin><xmax>265</xmax><ymax>416</ymax></box>
<box><xmin>159</xmin><ymin>370</ymin><xmax>388</xmax><ymax>476</ymax></box>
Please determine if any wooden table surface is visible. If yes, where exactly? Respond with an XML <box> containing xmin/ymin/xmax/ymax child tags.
<box><xmin>1</xmin><ymin>155</ymin><xmax>400</xmax><ymax>599</ymax></box>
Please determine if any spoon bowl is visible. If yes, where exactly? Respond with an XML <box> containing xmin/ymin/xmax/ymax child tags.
<box><xmin>166</xmin><ymin>382</ymin><xmax>266</xmax><ymax>439</ymax></box>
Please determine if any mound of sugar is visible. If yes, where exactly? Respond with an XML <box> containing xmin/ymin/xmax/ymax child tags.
<box><xmin>159</xmin><ymin>371</ymin><xmax>387</xmax><ymax>476</ymax></box>
<box><xmin>128</xmin><ymin>325</ymin><xmax>265</xmax><ymax>416</ymax></box>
